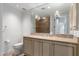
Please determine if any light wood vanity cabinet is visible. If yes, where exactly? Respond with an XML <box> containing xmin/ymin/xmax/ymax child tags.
<box><xmin>42</xmin><ymin>40</ymin><xmax>55</xmax><ymax>56</ymax></box>
<box><xmin>43</xmin><ymin>40</ymin><xmax>51</xmax><ymax>56</ymax></box>
<box><xmin>23</xmin><ymin>37</ymin><xmax>77</xmax><ymax>56</ymax></box>
<box><xmin>50</xmin><ymin>42</ymin><xmax>55</xmax><ymax>56</ymax></box>
<box><xmin>33</xmin><ymin>39</ymin><xmax>43</xmax><ymax>56</ymax></box>
<box><xmin>54</xmin><ymin>42</ymin><xmax>76</xmax><ymax>56</ymax></box>
<box><xmin>23</xmin><ymin>37</ymin><xmax>34</xmax><ymax>56</ymax></box>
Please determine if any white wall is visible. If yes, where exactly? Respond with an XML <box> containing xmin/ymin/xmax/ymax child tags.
<box><xmin>22</xmin><ymin>14</ymin><xmax>32</xmax><ymax>36</ymax></box>
<box><xmin>0</xmin><ymin>4</ymin><xmax>23</xmax><ymax>55</ymax></box>
<box><xmin>0</xmin><ymin>4</ymin><xmax>34</xmax><ymax>55</ymax></box>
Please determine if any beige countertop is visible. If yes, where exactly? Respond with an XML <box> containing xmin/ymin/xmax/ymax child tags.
<box><xmin>24</xmin><ymin>33</ymin><xmax>79</xmax><ymax>44</ymax></box>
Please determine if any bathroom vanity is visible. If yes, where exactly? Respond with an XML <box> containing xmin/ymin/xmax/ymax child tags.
<box><xmin>22</xmin><ymin>3</ymin><xmax>79</xmax><ymax>56</ymax></box>
<box><xmin>23</xmin><ymin>33</ymin><xmax>79</xmax><ymax>56</ymax></box>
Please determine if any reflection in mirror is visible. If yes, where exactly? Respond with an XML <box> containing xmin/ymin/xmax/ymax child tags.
<box><xmin>35</xmin><ymin>16</ymin><xmax>50</xmax><ymax>33</ymax></box>
<box><xmin>31</xmin><ymin>3</ymin><xmax>74</xmax><ymax>35</ymax></box>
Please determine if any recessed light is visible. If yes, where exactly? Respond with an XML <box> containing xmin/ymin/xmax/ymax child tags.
<box><xmin>47</xmin><ymin>6</ymin><xmax>50</xmax><ymax>9</ymax></box>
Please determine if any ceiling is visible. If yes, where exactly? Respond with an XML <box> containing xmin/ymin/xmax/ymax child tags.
<box><xmin>7</xmin><ymin>3</ymin><xmax>45</xmax><ymax>10</ymax></box>
<box><xmin>7</xmin><ymin>3</ymin><xmax>72</xmax><ymax>16</ymax></box>
<box><xmin>31</xmin><ymin>3</ymin><xmax>72</xmax><ymax>16</ymax></box>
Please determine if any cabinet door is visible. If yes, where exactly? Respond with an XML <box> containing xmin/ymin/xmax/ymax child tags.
<box><xmin>54</xmin><ymin>42</ymin><xmax>76</xmax><ymax>56</ymax></box>
<box><xmin>43</xmin><ymin>40</ymin><xmax>51</xmax><ymax>56</ymax></box>
<box><xmin>23</xmin><ymin>37</ymin><xmax>34</xmax><ymax>56</ymax></box>
<box><xmin>34</xmin><ymin>39</ymin><xmax>43</xmax><ymax>56</ymax></box>
<box><xmin>49</xmin><ymin>42</ymin><xmax>55</xmax><ymax>56</ymax></box>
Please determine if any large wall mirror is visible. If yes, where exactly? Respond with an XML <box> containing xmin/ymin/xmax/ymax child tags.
<box><xmin>31</xmin><ymin>3</ymin><xmax>76</xmax><ymax>34</ymax></box>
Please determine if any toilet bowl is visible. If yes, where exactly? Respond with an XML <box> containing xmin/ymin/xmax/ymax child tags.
<box><xmin>13</xmin><ymin>43</ymin><xmax>23</xmax><ymax>55</ymax></box>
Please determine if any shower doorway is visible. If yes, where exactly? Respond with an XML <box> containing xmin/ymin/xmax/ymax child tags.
<box><xmin>54</xmin><ymin>16</ymin><xmax>68</xmax><ymax>34</ymax></box>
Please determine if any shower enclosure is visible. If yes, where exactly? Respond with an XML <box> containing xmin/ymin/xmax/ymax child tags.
<box><xmin>54</xmin><ymin>16</ymin><xmax>68</xmax><ymax>34</ymax></box>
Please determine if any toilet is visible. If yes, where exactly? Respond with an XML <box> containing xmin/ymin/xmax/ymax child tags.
<box><xmin>13</xmin><ymin>43</ymin><xmax>23</xmax><ymax>55</ymax></box>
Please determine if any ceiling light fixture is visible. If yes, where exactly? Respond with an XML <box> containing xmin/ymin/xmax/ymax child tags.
<box><xmin>42</xmin><ymin>17</ymin><xmax>46</xmax><ymax>19</ymax></box>
<box><xmin>47</xmin><ymin>6</ymin><xmax>50</xmax><ymax>9</ymax></box>
<box><xmin>35</xmin><ymin>15</ymin><xmax>40</xmax><ymax>21</ymax></box>
<box><xmin>55</xmin><ymin>10</ymin><xmax>60</xmax><ymax>17</ymax></box>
